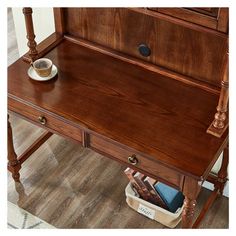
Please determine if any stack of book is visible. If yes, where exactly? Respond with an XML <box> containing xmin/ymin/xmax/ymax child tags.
<box><xmin>124</xmin><ymin>168</ymin><xmax>184</xmax><ymax>213</ymax></box>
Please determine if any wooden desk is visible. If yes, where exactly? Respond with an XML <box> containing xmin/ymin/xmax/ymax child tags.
<box><xmin>8</xmin><ymin>8</ymin><xmax>229</xmax><ymax>228</ymax></box>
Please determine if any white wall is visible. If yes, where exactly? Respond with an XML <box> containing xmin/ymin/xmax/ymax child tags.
<box><xmin>12</xmin><ymin>7</ymin><xmax>55</xmax><ymax>57</ymax></box>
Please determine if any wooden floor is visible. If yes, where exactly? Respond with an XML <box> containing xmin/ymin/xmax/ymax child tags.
<box><xmin>7</xmin><ymin>8</ymin><xmax>228</xmax><ymax>229</ymax></box>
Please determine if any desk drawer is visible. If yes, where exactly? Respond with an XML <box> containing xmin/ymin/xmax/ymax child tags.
<box><xmin>90</xmin><ymin>135</ymin><xmax>184</xmax><ymax>189</ymax></box>
<box><xmin>8</xmin><ymin>97</ymin><xmax>82</xmax><ymax>143</ymax></box>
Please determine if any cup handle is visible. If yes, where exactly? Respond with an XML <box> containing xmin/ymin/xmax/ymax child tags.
<box><xmin>30</xmin><ymin>62</ymin><xmax>34</xmax><ymax>68</ymax></box>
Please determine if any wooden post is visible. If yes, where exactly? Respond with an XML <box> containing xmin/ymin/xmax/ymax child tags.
<box><xmin>8</xmin><ymin>115</ymin><xmax>21</xmax><ymax>182</ymax></box>
<box><xmin>182</xmin><ymin>197</ymin><xmax>197</xmax><ymax>228</ymax></box>
<box><xmin>181</xmin><ymin>177</ymin><xmax>201</xmax><ymax>228</ymax></box>
<box><xmin>22</xmin><ymin>7</ymin><xmax>38</xmax><ymax>62</ymax></box>
<box><xmin>53</xmin><ymin>8</ymin><xmax>65</xmax><ymax>35</ymax></box>
<box><xmin>207</xmin><ymin>51</ymin><xmax>229</xmax><ymax>137</ymax></box>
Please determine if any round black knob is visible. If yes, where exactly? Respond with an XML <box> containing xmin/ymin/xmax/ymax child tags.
<box><xmin>138</xmin><ymin>44</ymin><xmax>151</xmax><ymax>57</ymax></box>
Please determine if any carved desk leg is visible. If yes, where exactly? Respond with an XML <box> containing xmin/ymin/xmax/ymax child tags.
<box><xmin>181</xmin><ymin>177</ymin><xmax>201</xmax><ymax>228</ymax></box>
<box><xmin>182</xmin><ymin>198</ymin><xmax>197</xmax><ymax>228</ymax></box>
<box><xmin>214</xmin><ymin>144</ymin><xmax>229</xmax><ymax>195</ymax></box>
<box><xmin>8</xmin><ymin>115</ymin><xmax>21</xmax><ymax>182</ymax></box>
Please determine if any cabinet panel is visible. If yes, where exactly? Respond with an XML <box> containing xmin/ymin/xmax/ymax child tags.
<box><xmin>186</xmin><ymin>8</ymin><xmax>219</xmax><ymax>17</ymax></box>
<box><xmin>64</xmin><ymin>8</ymin><xmax>227</xmax><ymax>87</ymax></box>
<box><xmin>148</xmin><ymin>8</ymin><xmax>228</xmax><ymax>33</ymax></box>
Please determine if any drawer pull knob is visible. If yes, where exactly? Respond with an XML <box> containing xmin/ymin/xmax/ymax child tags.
<box><xmin>128</xmin><ymin>155</ymin><xmax>138</xmax><ymax>165</ymax></box>
<box><xmin>38</xmin><ymin>116</ymin><xmax>47</xmax><ymax>125</ymax></box>
<box><xmin>138</xmin><ymin>44</ymin><xmax>151</xmax><ymax>57</ymax></box>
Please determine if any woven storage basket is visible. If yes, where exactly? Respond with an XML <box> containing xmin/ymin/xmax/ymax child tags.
<box><xmin>125</xmin><ymin>183</ymin><xmax>183</xmax><ymax>228</ymax></box>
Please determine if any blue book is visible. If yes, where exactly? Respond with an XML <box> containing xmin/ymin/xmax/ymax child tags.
<box><xmin>154</xmin><ymin>182</ymin><xmax>184</xmax><ymax>213</ymax></box>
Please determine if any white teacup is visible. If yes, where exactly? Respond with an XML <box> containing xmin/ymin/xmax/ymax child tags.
<box><xmin>32</xmin><ymin>58</ymin><xmax>53</xmax><ymax>77</ymax></box>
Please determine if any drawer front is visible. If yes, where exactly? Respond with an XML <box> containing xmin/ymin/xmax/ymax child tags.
<box><xmin>90</xmin><ymin>134</ymin><xmax>184</xmax><ymax>189</ymax></box>
<box><xmin>8</xmin><ymin>97</ymin><xmax>82</xmax><ymax>143</ymax></box>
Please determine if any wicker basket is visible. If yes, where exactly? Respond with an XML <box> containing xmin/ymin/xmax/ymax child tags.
<box><xmin>125</xmin><ymin>183</ymin><xmax>183</xmax><ymax>228</ymax></box>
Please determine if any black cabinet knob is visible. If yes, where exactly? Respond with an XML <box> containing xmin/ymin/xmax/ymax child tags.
<box><xmin>138</xmin><ymin>44</ymin><xmax>151</xmax><ymax>57</ymax></box>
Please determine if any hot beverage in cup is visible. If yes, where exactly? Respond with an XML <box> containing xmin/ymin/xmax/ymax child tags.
<box><xmin>32</xmin><ymin>58</ymin><xmax>53</xmax><ymax>77</ymax></box>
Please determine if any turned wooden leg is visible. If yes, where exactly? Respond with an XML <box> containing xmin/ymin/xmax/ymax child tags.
<box><xmin>182</xmin><ymin>197</ymin><xmax>197</xmax><ymax>228</ymax></box>
<box><xmin>22</xmin><ymin>8</ymin><xmax>38</xmax><ymax>62</ymax></box>
<box><xmin>181</xmin><ymin>176</ymin><xmax>200</xmax><ymax>228</ymax></box>
<box><xmin>214</xmin><ymin>144</ymin><xmax>229</xmax><ymax>195</ymax></box>
<box><xmin>8</xmin><ymin>115</ymin><xmax>21</xmax><ymax>182</ymax></box>
<box><xmin>207</xmin><ymin>50</ymin><xmax>228</xmax><ymax>138</ymax></box>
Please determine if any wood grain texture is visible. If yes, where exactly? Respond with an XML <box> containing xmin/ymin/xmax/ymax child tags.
<box><xmin>65</xmin><ymin>35</ymin><xmax>220</xmax><ymax>95</ymax></box>
<box><xmin>7</xmin><ymin>115</ymin><xmax>229</xmax><ymax>228</ymax></box>
<box><xmin>192</xmin><ymin>188</ymin><xmax>219</xmax><ymax>228</ymax></box>
<box><xmin>8</xmin><ymin>8</ymin><xmax>229</xmax><ymax>228</ymax></box>
<box><xmin>217</xmin><ymin>8</ymin><xmax>229</xmax><ymax>32</ymax></box>
<box><xmin>8</xmin><ymin>115</ymin><xmax>21</xmax><ymax>182</ymax></box>
<box><xmin>207</xmin><ymin>49</ymin><xmax>229</xmax><ymax>137</ymax></box>
<box><xmin>185</xmin><ymin>8</ymin><xmax>219</xmax><ymax>17</ymax></box>
<box><xmin>182</xmin><ymin>198</ymin><xmax>197</xmax><ymax>228</ymax></box>
<box><xmin>130</xmin><ymin>8</ymin><xmax>228</xmax><ymax>38</ymax></box>
<box><xmin>149</xmin><ymin>8</ymin><xmax>228</xmax><ymax>33</ymax></box>
<box><xmin>22</xmin><ymin>8</ymin><xmax>38</xmax><ymax>61</ymax></box>
<box><xmin>54</xmin><ymin>8</ymin><xmax>65</xmax><ymax>35</ymax></box>
<box><xmin>8</xmin><ymin>39</ymin><xmax>228</xmax><ymax>180</ymax></box>
<box><xmin>90</xmin><ymin>135</ymin><xmax>184</xmax><ymax>189</ymax></box>
<box><xmin>23</xmin><ymin>32</ymin><xmax>64</xmax><ymax>63</ymax></box>
<box><xmin>64</xmin><ymin>8</ymin><xmax>228</xmax><ymax>86</ymax></box>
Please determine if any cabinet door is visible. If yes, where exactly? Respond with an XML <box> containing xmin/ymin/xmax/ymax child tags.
<box><xmin>148</xmin><ymin>8</ymin><xmax>228</xmax><ymax>33</ymax></box>
<box><xmin>186</xmin><ymin>8</ymin><xmax>219</xmax><ymax>17</ymax></box>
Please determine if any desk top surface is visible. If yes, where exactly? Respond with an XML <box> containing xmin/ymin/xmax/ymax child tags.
<box><xmin>8</xmin><ymin>39</ymin><xmax>228</xmax><ymax>179</ymax></box>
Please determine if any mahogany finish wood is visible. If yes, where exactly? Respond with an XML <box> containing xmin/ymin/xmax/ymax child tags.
<box><xmin>182</xmin><ymin>198</ymin><xmax>197</xmax><ymax>228</ymax></box>
<box><xmin>8</xmin><ymin>115</ymin><xmax>21</xmax><ymax>182</ymax></box>
<box><xmin>8</xmin><ymin>39</ymin><xmax>228</xmax><ymax>180</ymax></box>
<box><xmin>53</xmin><ymin>8</ymin><xmax>65</xmax><ymax>35</ymax></box>
<box><xmin>64</xmin><ymin>35</ymin><xmax>220</xmax><ymax>95</ymax></box>
<box><xmin>149</xmin><ymin>8</ymin><xmax>228</xmax><ymax>33</ymax></box>
<box><xmin>64</xmin><ymin>8</ymin><xmax>228</xmax><ymax>87</ymax></box>
<box><xmin>8</xmin><ymin>7</ymin><xmax>229</xmax><ymax>228</ymax></box>
<box><xmin>207</xmin><ymin>51</ymin><xmax>229</xmax><ymax>137</ymax></box>
<box><xmin>192</xmin><ymin>188</ymin><xmax>219</xmax><ymax>228</ymax></box>
<box><xmin>18</xmin><ymin>131</ymin><xmax>53</xmax><ymax>164</ymax></box>
<box><xmin>130</xmin><ymin>8</ymin><xmax>228</xmax><ymax>38</ymax></box>
<box><xmin>186</xmin><ymin>8</ymin><xmax>219</xmax><ymax>17</ymax></box>
<box><xmin>217</xmin><ymin>8</ymin><xmax>229</xmax><ymax>33</ymax></box>
<box><xmin>22</xmin><ymin>8</ymin><xmax>38</xmax><ymax>62</ymax></box>
<box><xmin>23</xmin><ymin>32</ymin><xmax>64</xmax><ymax>63</ymax></box>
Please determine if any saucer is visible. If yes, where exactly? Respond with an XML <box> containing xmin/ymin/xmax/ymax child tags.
<box><xmin>28</xmin><ymin>64</ymin><xmax>58</xmax><ymax>81</ymax></box>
